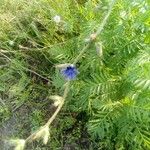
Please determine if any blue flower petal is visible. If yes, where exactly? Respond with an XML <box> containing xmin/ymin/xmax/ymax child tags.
<box><xmin>61</xmin><ymin>65</ymin><xmax>78</xmax><ymax>80</ymax></box>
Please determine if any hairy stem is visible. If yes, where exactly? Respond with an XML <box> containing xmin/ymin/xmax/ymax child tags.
<box><xmin>25</xmin><ymin>81</ymin><xmax>70</xmax><ymax>143</ymax></box>
<box><xmin>73</xmin><ymin>0</ymin><xmax>116</xmax><ymax>65</ymax></box>
<box><xmin>46</xmin><ymin>81</ymin><xmax>70</xmax><ymax>127</ymax></box>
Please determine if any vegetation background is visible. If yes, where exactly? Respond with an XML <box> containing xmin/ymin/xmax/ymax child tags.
<box><xmin>0</xmin><ymin>0</ymin><xmax>150</xmax><ymax>149</ymax></box>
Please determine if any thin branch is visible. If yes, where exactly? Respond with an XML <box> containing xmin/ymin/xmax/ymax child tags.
<box><xmin>26</xmin><ymin>68</ymin><xmax>50</xmax><ymax>82</ymax></box>
<box><xmin>73</xmin><ymin>44</ymin><xmax>90</xmax><ymax>64</ymax></box>
<box><xmin>0</xmin><ymin>36</ymin><xmax>79</xmax><ymax>53</ymax></box>
<box><xmin>95</xmin><ymin>0</ymin><xmax>116</xmax><ymax>36</ymax></box>
<box><xmin>73</xmin><ymin>0</ymin><xmax>116</xmax><ymax>65</ymax></box>
<box><xmin>25</xmin><ymin>81</ymin><xmax>70</xmax><ymax>143</ymax></box>
<box><xmin>0</xmin><ymin>51</ymin><xmax>50</xmax><ymax>82</ymax></box>
<box><xmin>0</xmin><ymin>51</ymin><xmax>11</xmax><ymax>61</ymax></box>
<box><xmin>46</xmin><ymin>81</ymin><xmax>70</xmax><ymax>126</ymax></box>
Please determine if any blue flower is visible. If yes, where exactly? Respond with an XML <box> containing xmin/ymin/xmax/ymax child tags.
<box><xmin>61</xmin><ymin>65</ymin><xmax>78</xmax><ymax>80</ymax></box>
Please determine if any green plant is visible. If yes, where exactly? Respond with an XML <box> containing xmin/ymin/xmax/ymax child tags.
<box><xmin>0</xmin><ymin>0</ymin><xmax>150</xmax><ymax>150</ymax></box>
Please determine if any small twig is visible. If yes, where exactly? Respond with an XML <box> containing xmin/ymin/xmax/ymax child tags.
<box><xmin>0</xmin><ymin>51</ymin><xmax>11</xmax><ymax>61</ymax></box>
<box><xmin>46</xmin><ymin>81</ymin><xmax>70</xmax><ymax>126</ymax></box>
<box><xmin>73</xmin><ymin>44</ymin><xmax>90</xmax><ymax>65</ymax></box>
<box><xmin>25</xmin><ymin>81</ymin><xmax>70</xmax><ymax>143</ymax></box>
<box><xmin>73</xmin><ymin>0</ymin><xmax>116</xmax><ymax>65</ymax></box>
<box><xmin>95</xmin><ymin>0</ymin><xmax>116</xmax><ymax>36</ymax></box>
<box><xmin>0</xmin><ymin>36</ymin><xmax>80</xmax><ymax>53</ymax></box>
<box><xmin>0</xmin><ymin>51</ymin><xmax>50</xmax><ymax>82</ymax></box>
<box><xmin>27</xmin><ymin>68</ymin><xmax>50</xmax><ymax>82</ymax></box>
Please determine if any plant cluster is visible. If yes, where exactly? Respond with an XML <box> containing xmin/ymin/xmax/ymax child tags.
<box><xmin>0</xmin><ymin>0</ymin><xmax>150</xmax><ymax>150</ymax></box>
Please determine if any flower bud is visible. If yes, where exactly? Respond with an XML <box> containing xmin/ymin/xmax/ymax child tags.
<box><xmin>53</xmin><ymin>15</ymin><xmax>61</xmax><ymax>24</ymax></box>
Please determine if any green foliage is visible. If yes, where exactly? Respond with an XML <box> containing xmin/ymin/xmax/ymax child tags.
<box><xmin>0</xmin><ymin>0</ymin><xmax>150</xmax><ymax>149</ymax></box>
